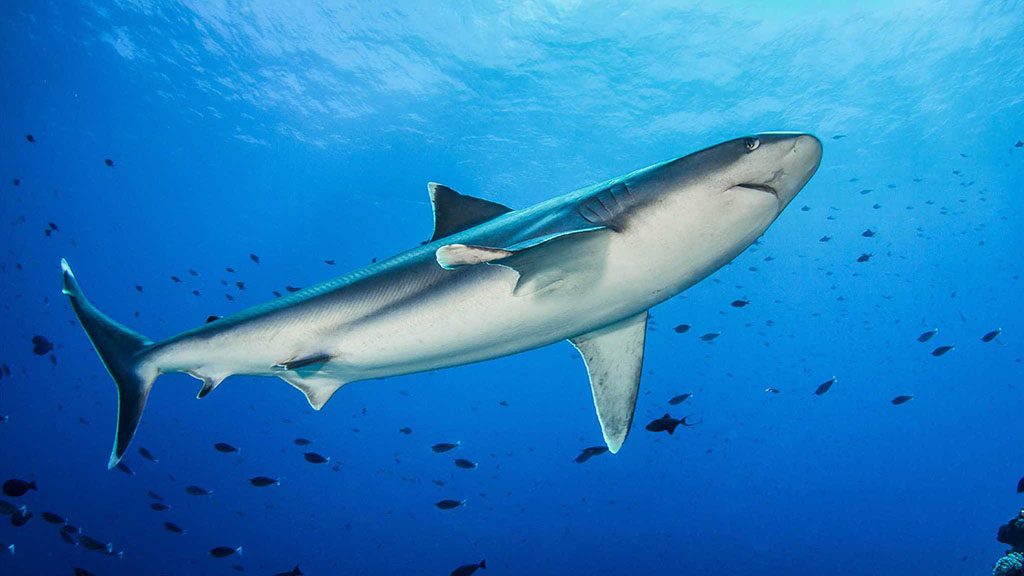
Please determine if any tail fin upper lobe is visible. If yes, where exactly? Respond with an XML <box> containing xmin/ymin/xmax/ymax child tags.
<box><xmin>61</xmin><ymin>259</ymin><xmax>157</xmax><ymax>469</ymax></box>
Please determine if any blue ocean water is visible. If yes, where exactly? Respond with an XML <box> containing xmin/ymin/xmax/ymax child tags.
<box><xmin>2</xmin><ymin>1</ymin><xmax>1023</xmax><ymax>574</ymax></box>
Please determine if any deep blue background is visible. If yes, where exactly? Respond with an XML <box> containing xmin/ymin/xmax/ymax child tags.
<box><xmin>1</xmin><ymin>1</ymin><xmax>1022</xmax><ymax>574</ymax></box>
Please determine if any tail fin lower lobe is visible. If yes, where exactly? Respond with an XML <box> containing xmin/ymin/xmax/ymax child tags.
<box><xmin>61</xmin><ymin>259</ymin><xmax>157</xmax><ymax>469</ymax></box>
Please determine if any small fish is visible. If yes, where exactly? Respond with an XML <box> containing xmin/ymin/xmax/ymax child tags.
<box><xmin>214</xmin><ymin>442</ymin><xmax>239</xmax><ymax>453</ymax></box>
<box><xmin>730</xmin><ymin>299</ymin><xmax>749</xmax><ymax>308</ymax></box>
<box><xmin>209</xmin><ymin>545</ymin><xmax>243</xmax><ymax>558</ymax></box>
<box><xmin>10</xmin><ymin>508</ymin><xmax>32</xmax><ymax>527</ymax></box>
<box><xmin>645</xmin><ymin>414</ymin><xmax>694</xmax><ymax>435</ymax></box>
<box><xmin>325</xmin><ymin>259</ymin><xmax>335</xmax><ymax>265</ymax></box>
<box><xmin>25</xmin><ymin>134</ymin><xmax>35</xmax><ymax>143</ymax></box>
<box><xmin>1018</xmin><ymin>476</ymin><xmax>1024</xmax><ymax>494</ymax></box>
<box><xmin>206</xmin><ymin>315</ymin><xmax>221</xmax><ymax>323</ymax></box>
<box><xmin>285</xmin><ymin>285</ymin><xmax>302</xmax><ymax>293</ymax></box>
<box><xmin>819</xmin><ymin>235</ymin><xmax>831</xmax><ymax>242</ymax></box>
<box><xmin>435</xmin><ymin>499</ymin><xmax>465</xmax><ymax>510</ymax></box>
<box><xmin>450</xmin><ymin>560</ymin><xmax>487</xmax><ymax>576</ymax></box>
<box><xmin>170</xmin><ymin>275</ymin><xmax>181</xmax><ymax>283</ymax></box>
<box><xmin>303</xmin><ymin>452</ymin><xmax>329</xmax><ymax>464</ymax></box>
<box><xmin>185</xmin><ymin>485</ymin><xmax>213</xmax><ymax>496</ymax></box>
<box><xmin>163</xmin><ymin>521</ymin><xmax>185</xmax><ymax>534</ymax></box>
<box><xmin>856</xmin><ymin>253</ymin><xmax>872</xmax><ymax>263</ymax></box>
<box><xmin>832</xmin><ymin>134</ymin><xmax>846</xmax><ymax>140</ymax></box>
<box><xmin>235</xmin><ymin>281</ymin><xmax>245</xmax><ymax>290</ymax></box>
<box><xmin>249</xmin><ymin>476</ymin><xmax>280</xmax><ymax>487</ymax></box>
<box><xmin>75</xmin><ymin>569</ymin><xmax>96</xmax><ymax>576</ymax></box>
<box><xmin>981</xmin><ymin>328</ymin><xmax>1001</xmax><ymax>342</ymax></box>
<box><xmin>138</xmin><ymin>446</ymin><xmax>158</xmax><ymax>463</ymax></box>
<box><xmin>147</xmin><ymin>490</ymin><xmax>164</xmax><ymax>500</ymax></box>
<box><xmin>399</xmin><ymin>427</ymin><xmax>412</xmax><ymax>435</ymax></box>
<box><xmin>700</xmin><ymin>332</ymin><xmax>720</xmax><ymax>342</ymax></box>
<box><xmin>917</xmin><ymin>328</ymin><xmax>938</xmax><ymax>343</ymax></box>
<box><xmin>931</xmin><ymin>345</ymin><xmax>954</xmax><ymax>357</ymax></box>
<box><xmin>891</xmin><ymin>395</ymin><xmax>914</xmax><ymax>405</ymax></box>
<box><xmin>115</xmin><ymin>462</ymin><xmax>134</xmax><ymax>476</ymax></box>
<box><xmin>149</xmin><ymin>503</ymin><xmax>171</xmax><ymax>511</ymax></box>
<box><xmin>861</xmin><ymin>229</ymin><xmax>875</xmax><ymax>237</ymax></box>
<box><xmin>673</xmin><ymin>324</ymin><xmax>690</xmax><ymax>333</ymax></box>
<box><xmin>31</xmin><ymin>335</ymin><xmax>54</xmax><ymax>355</ymax></box>
<box><xmin>432</xmin><ymin>442</ymin><xmax>460</xmax><ymax>453</ymax></box>
<box><xmin>250</xmin><ymin>253</ymin><xmax>260</xmax><ymax>264</ymax></box>
<box><xmin>78</xmin><ymin>535</ymin><xmax>111</xmax><ymax>552</ymax></box>
<box><xmin>41</xmin><ymin>511</ymin><xmax>65</xmax><ymax>524</ymax></box>
<box><xmin>765</xmin><ymin>387</ymin><xmax>781</xmax><ymax>394</ymax></box>
<box><xmin>574</xmin><ymin>446</ymin><xmax>609</xmax><ymax>464</ymax></box>
<box><xmin>104</xmin><ymin>158</ymin><xmax>114</xmax><ymax>167</ymax></box>
<box><xmin>814</xmin><ymin>377</ymin><xmax>836</xmax><ymax>396</ymax></box>
<box><xmin>293</xmin><ymin>438</ymin><xmax>312</xmax><ymax>446</ymax></box>
<box><xmin>274</xmin><ymin>565</ymin><xmax>304</xmax><ymax>576</ymax></box>
<box><xmin>454</xmin><ymin>458</ymin><xmax>477</xmax><ymax>470</ymax></box>
<box><xmin>2</xmin><ymin>479</ymin><xmax>37</xmax><ymax>498</ymax></box>
<box><xmin>667</xmin><ymin>393</ymin><xmax>692</xmax><ymax>406</ymax></box>
<box><xmin>135</xmin><ymin>285</ymin><xmax>144</xmax><ymax>293</ymax></box>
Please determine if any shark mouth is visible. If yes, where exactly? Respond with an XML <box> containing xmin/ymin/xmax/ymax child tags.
<box><xmin>736</xmin><ymin>183</ymin><xmax>778</xmax><ymax>197</ymax></box>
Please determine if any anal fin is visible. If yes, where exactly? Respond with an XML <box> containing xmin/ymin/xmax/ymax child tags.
<box><xmin>273</xmin><ymin>353</ymin><xmax>346</xmax><ymax>410</ymax></box>
<box><xmin>570</xmin><ymin>311</ymin><xmax>648</xmax><ymax>453</ymax></box>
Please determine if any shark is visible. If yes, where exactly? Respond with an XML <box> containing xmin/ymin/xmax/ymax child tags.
<box><xmin>62</xmin><ymin>132</ymin><xmax>822</xmax><ymax>468</ymax></box>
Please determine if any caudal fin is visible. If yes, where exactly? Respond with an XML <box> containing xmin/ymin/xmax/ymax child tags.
<box><xmin>61</xmin><ymin>259</ymin><xmax>158</xmax><ymax>469</ymax></box>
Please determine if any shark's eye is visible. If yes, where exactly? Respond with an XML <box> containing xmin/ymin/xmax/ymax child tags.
<box><xmin>744</xmin><ymin>137</ymin><xmax>760</xmax><ymax>151</ymax></box>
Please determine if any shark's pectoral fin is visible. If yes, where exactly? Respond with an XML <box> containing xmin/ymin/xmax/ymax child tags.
<box><xmin>435</xmin><ymin>226</ymin><xmax>611</xmax><ymax>296</ymax></box>
<box><xmin>428</xmin><ymin>183</ymin><xmax>513</xmax><ymax>242</ymax></box>
<box><xmin>570</xmin><ymin>310</ymin><xmax>648</xmax><ymax>453</ymax></box>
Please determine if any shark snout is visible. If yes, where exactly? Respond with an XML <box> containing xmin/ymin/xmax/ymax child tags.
<box><xmin>755</xmin><ymin>132</ymin><xmax>822</xmax><ymax>208</ymax></box>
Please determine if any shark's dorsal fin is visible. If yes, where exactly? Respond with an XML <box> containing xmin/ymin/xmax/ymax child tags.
<box><xmin>435</xmin><ymin>226</ymin><xmax>611</xmax><ymax>296</ymax></box>
<box><xmin>428</xmin><ymin>182</ymin><xmax>512</xmax><ymax>242</ymax></box>
<box><xmin>570</xmin><ymin>311</ymin><xmax>648</xmax><ymax>453</ymax></box>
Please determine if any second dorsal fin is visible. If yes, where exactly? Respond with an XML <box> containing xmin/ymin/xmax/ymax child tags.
<box><xmin>428</xmin><ymin>182</ymin><xmax>512</xmax><ymax>242</ymax></box>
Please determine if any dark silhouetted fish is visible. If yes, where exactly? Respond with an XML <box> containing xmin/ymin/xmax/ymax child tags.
<box><xmin>147</xmin><ymin>490</ymin><xmax>164</xmax><ymax>500</ymax></box>
<box><xmin>31</xmin><ymin>335</ymin><xmax>53</xmax><ymax>355</ymax></box>
<box><xmin>163</xmin><ymin>521</ymin><xmax>185</xmax><ymax>534</ymax></box>
<box><xmin>210</xmin><ymin>545</ymin><xmax>243</xmax><ymax>558</ymax></box>
<box><xmin>700</xmin><ymin>332</ymin><xmax>720</xmax><ymax>342</ymax></box>
<box><xmin>1018</xmin><ymin>476</ymin><xmax>1024</xmax><ymax>494</ymax></box>
<box><xmin>293</xmin><ymin>438</ymin><xmax>312</xmax><ymax>446</ymax></box>
<box><xmin>249</xmin><ymin>476</ymin><xmax>279</xmax><ymax>487</ymax></box>
<box><xmin>249</xmin><ymin>253</ymin><xmax>260</xmax><ymax>264</ymax></box>
<box><xmin>149</xmin><ymin>503</ymin><xmax>171</xmax><ymax>511</ymax></box>
<box><xmin>10</xmin><ymin>508</ymin><xmax>31</xmax><ymax>527</ymax></box>
<box><xmin>450</xmin><ymin>560</ymin><xmax>486</xmax><ymax>576</ymax></box>
<box><xmin>856</xmin><ymin>253</ymin><xmax>872</xmax><ymax>263</ymax></box>
<box><xmin>170</xmin><ymin>276</ymin><xmax>181</xmax><ymax>283</ymax></box>
<box><xmin>138</xmin><ymin>446</ymin><xmax>158</xmax><ymax>463</ymax></box>
<box><xmin>399</xmin><ymin>427</ymin><xmax>412</xmax><ymax>435</ymax></box>
<box><xmin>861</xmin><ymin>229</ymin><xmax>875</xmax><ymax>237</ymax></box>
<box><xmin>730</xmin><ymin>299</ymin><xmax>749</xmax><ymax>308</ymax></box>
<box><xmin>285</xmin><ymin>285</ymin><xmax>302</xmax><ymax>292</ymax></box>
<box><xmin>185</xmin><ymin>485</ymin><xmax>213</xmax><ymax>496</ymax></box>
<box><xmin>931</xmin><ymin>345</ymin><xmax>954</xmax><ymax>357</ymax></box>
<box><xmin>917</xmin><ymin>328</ymin><xmax>938</xmax><ymax>343</ymax></box>
<box><xmin>25</xmin><ymin>134</ymin><xmax>35</xmax><ymax>143</ymax></box>
<box><xmin>104</xmin><ymin>158</ymin><xmax>114</xmax><ymax>167</ymax></box>
<box><xmin>78</xmin><ymin>535</ymin><xmax>111</xmax><ymax>553</ymax></box>
<box><xmin>274</xmin><ymin>565</ymin><xmax>303</xmax><ymax>576</ymax></box>
<box><xmin>303</xmin><ymin>452</ymin><xmax>329</xmax><ymax>464</ymax></box>
<box><xmin>41</xmin><ymin>511</ymin><xmax>65</xmax><ymax>524</ymax></box>
<box><xmin>645</xmin><ymin>414</ymin><xmax>698</xmax><ymax>434</ymax></box>
<box><xmin>765</xmin><ymin>387</ymin><xmax>781</xmax><ymax>394</ymax></box>
<box><xmin>435</xmin><ymin>499</ymin><xmax>465</xmax><ymax>510</ymax></box>
<box><xmin>206</xmin><ymin>315</ymin><xmax>221</xmax><ymax>324</ymax></box>
<box><xmin>574</xmin><ymin>446</ymin><xmax>609</xmax><ymax>464</ymax></box>
<box><xmin>2</xmin><ymin>479</ymin><xmax>36</xmax><ymax>498</ymax></box>
<box><xmin>74</xmin><ymin>568</ymin><xmax>96</xmax><ymax>576</ymax></box>
<box><xmin>432</xmin><ymin>442</ymin><xmax>460</xmax><ymax>453</ymax></box>
<box><xmin>814</xmin><ymin>377</ymin><xmax>836</xmax><ymax>396</ymax></box>
<box><xmin>673</xmin><ymin>323</ymin><xmax>690</xmax><ymax>333</ymax></box>
<box><xmin>891</xmin><ymin>395</ymin><xmax>914</xmax><ymax>405</ymax></box>
<box><xmin>454</xmin><ymin>458</ymin><xmax>477</xmax><ymax>470</ymax></box>
<box><xmin>115</xmin><ymin>462</ymin><xmax>134</xmax><ymax>476</ymax></box>
<box><xmin>819</xmin><ymin>235</ymin><xmax>831</xmax><ymax>242</ymax></box>
<box><xmin>214</xmin><ymin>442</ymin><xmax>239</xmax><ymax>453</ymax></box>
<box><xmin>981</xmin><ymin>329</ymin><xmax>1001</xmax><ymax>342</ymax></box>
<box><xmin>668</xmin><ymin>393</ymin><xmax>692</xmax><ymax>405</ymax></box>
